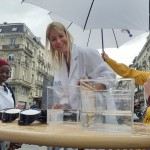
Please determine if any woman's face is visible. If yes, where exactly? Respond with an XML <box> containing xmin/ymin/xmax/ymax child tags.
<box><xmin>0</xmin><ymin>65</ymin><xmax>11</xmax><ymax>84</ymax></box>
<box><xmin>49</xmin><ymin>28</ymin><xmax>68</xmax><ymax>56</ymax></box>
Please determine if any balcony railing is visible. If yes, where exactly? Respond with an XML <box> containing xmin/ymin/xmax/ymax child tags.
<box><xmin>2</xmin><ymin>44</ymin><xmax>20</xmax><ymax>49</ymax></box>
<box><xmin>37</xmin><ymin>67</ymin><xmax>47</xmax><ymax>75</ymax></box>
<box><xmin>25</xmin><ymin>46</ymin><xmax>33</xmax><ymax>55</ymax></box>
<box><xmin>1</xmin><ymin>44</ymin><xmax>33</xmax><ymax>56</ymax></box>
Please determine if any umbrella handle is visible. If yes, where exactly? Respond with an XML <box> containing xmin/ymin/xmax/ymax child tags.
<box><xmin>101</xmin><ymin>29</ymin><xmax>105</xmax><ymax>52</ymax></box>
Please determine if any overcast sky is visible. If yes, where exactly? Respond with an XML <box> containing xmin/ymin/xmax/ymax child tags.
<box><xmin>0</xmin><ymin>0</ymin><xmax>51</xmax><ymax>44</ymax></box>
<box><xmin>0</xmin><ymin>0</ymin><xmax>149</xmax><ymax>66</ymax></box>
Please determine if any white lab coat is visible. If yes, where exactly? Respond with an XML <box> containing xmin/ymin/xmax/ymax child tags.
<box><xmin>0</xmin><ymin>84</ymin><xmax>14</xmax><ymax>150</ymax></box>
<box><xmin>0</xmin><ymin>85</ymin><xmax>14</xmax><ymax>110</ymax></box>
<box><xmin>54</xmin><ymin>44</ymin><xmax>116</xmax><ymax>109</ymax></box>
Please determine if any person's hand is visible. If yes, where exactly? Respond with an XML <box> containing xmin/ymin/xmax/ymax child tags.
<box><xmin>94</xmin><ymin>83</ymin><xmax>106</xmax><ymax>90</ymax></box>
<box><xmin>101</xmin><ymin>52</ymin><xmax>109</xmax><ymax>62</ymax></box>
<box><xmin>8</xmin><ymin>143</ymin><xmax>22</xmax><ymax>150</ymax></box>
<box><xmin>52</xmin><ymin>103</ymin><xmax>70</xmax><ymax>109</ymax></box>
<box><xmin>77</xmin><ymin>75</ymin><xmax>106</xmax><ymax>90</ymax></box>
<box><xmin>144</xmin><ymin>76</ymin><xmax>150</xmax><ymax>99</ymax></box>
<box><xmin>52</xmin><ymin>103</ymin><xmax>64</xmax><ymax>109</ymax></box>
<box><xmin>76</xmin><ymin>75</ymin><xmax>88</xmax><ymax>86</ymax></box>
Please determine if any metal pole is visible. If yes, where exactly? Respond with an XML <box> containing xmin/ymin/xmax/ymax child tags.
<box><xmin>101</xmin><ymin>29</ymin><xmax>104</xmax><ymax>52</ymax></box>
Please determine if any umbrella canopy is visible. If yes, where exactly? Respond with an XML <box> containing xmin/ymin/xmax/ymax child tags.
<box><xmin>22</xmin><ymin>0</ymin><xmax>149</xmax><ymax>31</ymax></box>
<box><xmin>50</xmin><ymin>13</ymin><xmax>146</xmax><ymax>50</ymax></box>
<box><xmin>22</xmin><ymin>0</ymin><xmax>149</xmax><ymax>51</ymax></box>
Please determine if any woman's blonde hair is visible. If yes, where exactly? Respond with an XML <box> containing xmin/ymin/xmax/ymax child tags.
<box><xmin>45</xmin><ymin>22</ymin><xmax>73</xmax><ymax>68</ymax></box>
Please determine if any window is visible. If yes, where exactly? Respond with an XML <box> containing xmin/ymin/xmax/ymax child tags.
<box><xmin>36</xmin><ymin>88</ymin><xmax>38</xmax><ymax>96</ymax></box>
<box><xmin>8</xmin><ymin>53</ymin><xmax>15</xmax><ymax>62</ymax></box>
<box><xmin>25</xmin><ymin>56</ymin><xmax>28</xmax><ymax>63</ymax></box>
<box><xmin>31</xmin><ymin>74</ymin><xmax>34</xmax><ymax>83</ymax></box>
<box><xmin>34</xmin><ymin>49</ymin><xmax>36</xmax><ymax>55</ymax></box>
<box><xmin>10</xmin><ymin>38</ymin><xmax>16</xmax><ymax>45</ymax></box>
<box><xmin>9</xmin><ymin>67</ymin><xmax>15</xmax><ymax>79</ymax></box>
<box><xmin>26</xmin><ymin>42</ymin><xmax>30</xmax><ymax>49</ymax></box>
<box><xmin>22</xmin><ymin>70</ymin><xmax>27</xmax><ymax>80</ymax></box>
<box><xmin>12</xmin><ymin>27</ymin><xmax>17</xmax><ymax>31</ymax></box>
<box><xmin>39</xmin><ymin>51</ymin><xmax>41</xmax><ymax>56</ymax></box>
<box><xmin>0</xmin><ymin>29</ymin><xmax>2</xmax><ymax>32</ymax></box>
<box><xmin>32</xmin><ymin>61</ymin><xmax>35</xmax><ymax>69</ymax></box>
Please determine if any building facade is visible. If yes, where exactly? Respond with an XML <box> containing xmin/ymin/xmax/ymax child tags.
<box><xmin>131</xmin><ymin>35</ymin><xmax>150</xmax><ymax>112</ymax></box>
<box><xmin>0</xmin><ymin>22</ymin><xmax>53</xmax><ymax>109</ymax></box>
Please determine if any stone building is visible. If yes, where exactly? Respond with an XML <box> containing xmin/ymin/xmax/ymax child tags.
<box><xmin>0</xmin><ymin>22</ymin><xmax>53</xmax><ymax>109</ymax></box>
<box><xmin>131</xmin><ymin>35</ymin><xmax>150</xmax><ymax>111</ymax></box>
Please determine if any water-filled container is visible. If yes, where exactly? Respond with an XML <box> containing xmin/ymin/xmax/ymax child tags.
<box><xmin>47</xmin><ymin>86</ymin><xmax>81</xmax><ymax>124</ymax></box>
<box><xmin>80</xmin><ymin>78</ymin><xmax>135</xmax><ymax>133</ymax></box>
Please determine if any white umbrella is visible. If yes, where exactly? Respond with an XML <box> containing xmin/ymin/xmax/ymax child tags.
<box><xmin>22</xmin><ymin>0</ymin><xmax>149</xmax><ymax>50</ymax></box>
<box><xmin>22</xmin><ymin>0</ymin><xmax>149</xmax><ymax>31</ymax></box>
<box><xmin>50</xmin><ymin>13</ymin><xmax>146</xmax><ymax>50</ymax></box>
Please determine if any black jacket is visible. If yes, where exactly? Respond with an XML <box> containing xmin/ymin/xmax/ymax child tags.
<box><xmin>5</xmin><ymin>82</ymin><xmax>16</xmax><ymax>106</ymax></box>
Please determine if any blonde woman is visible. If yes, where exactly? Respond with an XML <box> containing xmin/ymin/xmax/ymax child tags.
<box><xmin>46</xmin><ymin>21</ymin><xmax>116</xmax><ymax>109</ymax></box>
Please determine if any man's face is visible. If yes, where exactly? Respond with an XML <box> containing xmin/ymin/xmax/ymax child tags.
<box><xmin>0</xmin><ymin>65</ymin><xmax>11</xmax><ymax>83</ymax></box>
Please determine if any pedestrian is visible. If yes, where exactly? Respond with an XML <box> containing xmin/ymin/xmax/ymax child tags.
<box><xmin>30</xmin><ymin>101</ymin><xmax>38</xmax><ymax>109</ymax></box>
<box><xmin>0</xmin><ymin>58</ymin><xmax>21</xmax><ymax>150</ymax></box>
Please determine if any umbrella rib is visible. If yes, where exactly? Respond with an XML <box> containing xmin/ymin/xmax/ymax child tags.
<box><xmin>112</xmin><ymin>29</ymin><xmax>119</xmax><ymax>48</ymax></box>
<box><xmin>101</xmin><ymin>29</ymin><xmax>104</xmax><ymax>52</ymax></box>
<box><xmin>84</xmin><ymin>0</ymin><xmax>95</xmax><ymax>30</ymax></box>
<box><xmin>67</xmin><ymin>22</ymin><xmax>73</xmax><ymax>29</ymax></box>
<box><xmin>87</xmin><ymin>30</ymin><xmax>91</xmax><ymax>47</ymax></box>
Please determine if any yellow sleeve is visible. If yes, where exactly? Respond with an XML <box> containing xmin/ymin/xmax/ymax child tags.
<box><xmin>105</xmin><ymin>58</ymin><xmax>150</xmax><ymax>85</ymax></box>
